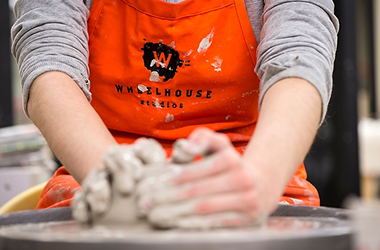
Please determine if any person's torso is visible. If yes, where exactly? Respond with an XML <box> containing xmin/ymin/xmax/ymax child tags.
<box><xmin>88</xmin><ymin>0</ymin><xmax>260</xmax><ymax>150</ymax></box>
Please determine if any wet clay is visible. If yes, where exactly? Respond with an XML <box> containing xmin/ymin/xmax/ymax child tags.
<box><xmin>71</xmin><ymin>138</ymin><xmax>262</xmax><ymax>229</ymax></box>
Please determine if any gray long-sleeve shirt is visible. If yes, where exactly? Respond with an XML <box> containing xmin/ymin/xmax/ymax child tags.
<box><xmin>11</xmin><ymin>0</ymin><xmax>339</xmax><ymax>121</ymax></box>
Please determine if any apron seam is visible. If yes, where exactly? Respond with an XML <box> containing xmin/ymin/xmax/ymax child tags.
<box><xmin>233</xmin><ymin>0</ymin><xmax>258</xmax><ymax>69</ymax></box>
<box><xmin>88</xmin><ymin>0</ymin><xmax>107</xmax><ymax>39</ymax></box>
<box><xmin>120</xmin><ymin>0</ymin><xmax>235</xmax><ymax>20</ymax></box>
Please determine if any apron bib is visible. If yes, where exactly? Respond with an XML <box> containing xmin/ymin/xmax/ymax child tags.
<box><xmin>88</xmin><ymin>0</ymin><xmax>259</xmax><ymax>150</ymax></box>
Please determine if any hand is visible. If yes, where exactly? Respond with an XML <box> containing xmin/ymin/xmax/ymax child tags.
<box><xmin>136</xmin><ymin>128</ymin><xmax>280</xmax><ymax>229</ymax></box>
<box><xmin>71</xmin><ymin>138</ymin><xmax>167</xmax><ymax>224</ymax></box>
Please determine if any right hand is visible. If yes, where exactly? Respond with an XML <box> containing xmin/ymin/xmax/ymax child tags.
<box><xmin>135</xmin><ymin>128</ymin><xmax>277</xmax><ymax>230</ymax></box>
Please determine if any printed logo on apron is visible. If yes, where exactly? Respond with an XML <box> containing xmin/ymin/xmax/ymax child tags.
<box><xmin>113</xmin><ymin>39</ymin><xmax>212</xmax><ymax>110</ymax></box>
<box><xmin>141</xmin><ymin>41</ymin><xmax>190</xmax><ymax>82</ymax></box>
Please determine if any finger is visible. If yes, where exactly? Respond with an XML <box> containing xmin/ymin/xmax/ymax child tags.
<box><xmin>148</xmin><ymin>206</ymin><xmax>252</xmax><ymax>229</ymax></box>
<box><xmin>71</xmin><ymin>191</ymin><xmax>90</xmax><ymax>223</ymax></box>
<box><xmin>104</xmin><ymin>153</ymin><xmax>140</xmax><ymax>193</ymax></box>
<box><xmin>111</xmin><ymin>149</ymin><xmax>143</xmax><ymax>192</ymax></box>
<box><xmin>114</xmin><ymin>173</ymin><xmax>135</xmax><ymax>195</ymax></box>
<box><xmin>137</xmin><ymin>181</ymin><xmax>198</xmax><ymax>216</ymax></box>
<box><xmin>136</xmin><ymin>176</ymin><xmax>174</xmax><ymax>216</ymax></box>
<box><xmin>177</xmin><ymin>168</ymin><xmax>254</xmax><ymax>200</ymax></box>
<box><xmin>173</xmin><ymin>147</ymin><xmax>241</xmax><ymax>184</ymax></box>
<box><xmin>72</xmin><ymin>169</ymin><xmax>111</xmax><ymax>223</ymax></box>
<box><xmin>147</xmin><ymin>191</ymin><xmax>263</xmax><ymax>229</ymax></box>
<box><xmin>137</xmin><ymin>180</ymin><xmax>246</xmax><ymax>222</ymax></box>
<box><xmin>132</xmin><ymin>138</ymin><xmax>167</xmax><ymax>164</ymax></box>
<box><xmin>84</xmin><ymin>170</ymin><xmax>111</xmax><ymax>216</ymax></box>
<box><xmin>185</xmin><ymin>127</ymin><xmax>232</xmax><ymax>154</ymax></box>
<box><xmin>171</xmin><ymin>139</ymin><xmax>196</xmax><ymax>164</ymax></box>
<box><xmin>193</xmin><ymin>190</ymin><xmax>259</xmax><ymax>220</ymax></box>
<box><xmin>136</xmin><ymin>169</ymin><xmax>184</xmax><ymax>215</ymax></box>
<box><xmin>148</xmin><ymin>199</ymin><xmax>200</xmax><ymax>228</ymax></box>
<box><xmin>141</xmin><ymin>167</ymin><xmax>253</xmax><ymax>205</ymax></box>
<box><xmin>103</xmin><ymin>145</ymin><xmax>131</xmax><ymax>172</ymax></box>
<box><xmin>104</xmin><ymin>146</ymin><xmax>144</xmax><ymax>190</ymax></box>
<box><xmin>138</xmin><ymin>161</ymin><xmax>255</xmax><ymax>217</ymax></box>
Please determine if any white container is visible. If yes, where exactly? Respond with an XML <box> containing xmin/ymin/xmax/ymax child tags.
<box><xmin>359</xmin><ymin>118</ymin><xmax>380</xmax><ymax>177</ymax></box>
<box><xmin>0</xmin><ymin>166</ymin><xmax>51</xmax><ymax>206</ymax></box>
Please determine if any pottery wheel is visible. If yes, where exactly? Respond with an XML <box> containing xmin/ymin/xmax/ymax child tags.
<box><xmin>0</xmin><ymin>205</ymin><xmax>354</xmax><ymax>250</ymax></box>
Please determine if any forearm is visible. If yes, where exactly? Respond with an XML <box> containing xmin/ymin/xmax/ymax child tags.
<box><xmin>11</xmin><ymin>0</ymin><xmax>91</xmax><ymax>116</ymax></box>
<box><xmin>243</xmin><ymin>78</ymin><xmax>321</xmax><ymax>197</ymax></box>
<box><xmin>29</xmin><ymin>71</ymin><xmax>117</xmax><ymax>183</ymax></box>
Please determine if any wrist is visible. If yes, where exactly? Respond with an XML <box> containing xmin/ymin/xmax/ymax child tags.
<box><xmin>243</xmin><ymin>151</ymin><xmax>292</xmax><ymax>194</ymax></box>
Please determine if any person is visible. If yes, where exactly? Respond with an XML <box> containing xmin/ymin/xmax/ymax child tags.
<box><xmin>11</xmin><ymin>0</ymin><xmax>339</xmax><ymax>226</ymax></box>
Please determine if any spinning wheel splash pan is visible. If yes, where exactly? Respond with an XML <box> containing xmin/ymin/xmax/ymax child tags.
<box><xmin>0</xmin><ymin>205</ymin><xmax>354</xmax><ymax>250</ymax></box>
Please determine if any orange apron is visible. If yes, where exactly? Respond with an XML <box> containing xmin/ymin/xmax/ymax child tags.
<box><xmin>37</xmin><ymin>0</ymin><xmax>319</xmax><ymax>209</ymax></box>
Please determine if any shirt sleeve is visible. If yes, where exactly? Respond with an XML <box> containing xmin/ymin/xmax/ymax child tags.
<box><xmin>11</xmin><ymin>0</ymin><xmax>91</xmax><ymax>117</ymax></box>
<box><xmin>254</xmin><ymin>0</ymin><xmax>339</xmax><ymax>122</ymax></box>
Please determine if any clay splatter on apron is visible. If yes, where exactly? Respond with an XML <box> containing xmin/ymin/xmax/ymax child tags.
<box><xmin>197</xmin><ymin>28</ymin><xmax>214</xmax><ymax>53</ymax></box>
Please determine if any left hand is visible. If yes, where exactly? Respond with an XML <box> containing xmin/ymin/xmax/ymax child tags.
<box><xmin>72</xmin><ymin>138</ymin><xmax>167</xmax><ymax>224</ymax></box>
<box><xmin>136</xmin><ymin>127</ymin><xmax>280</xmax><ymax>229</ymax></box>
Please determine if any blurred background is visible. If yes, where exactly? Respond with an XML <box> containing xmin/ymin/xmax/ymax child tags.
<box><xmin>0</xmin><ymin>0</ymin><xmax>379</xmax><ymax>208</ymax></box>
<box><xmin>0</xmin><ymin>0</ymin><xmax>56</xmax><ymax>207</ymax></box>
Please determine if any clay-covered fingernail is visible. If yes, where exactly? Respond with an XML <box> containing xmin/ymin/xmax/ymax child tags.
<box><xmin>182</xmin><ymin>140</ymin><xmax>208</xmax><ymax>155</ymax></box>
<box><xmin>137</xmin><ymin>195</ymin><xmax>154</xmax><ymax>215</ymax></box>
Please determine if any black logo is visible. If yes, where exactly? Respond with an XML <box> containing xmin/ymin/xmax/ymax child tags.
<box><xmin>141</xmin><ymin>41</ymin><xmax>190</xmax><ymax>82</ymax></box>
